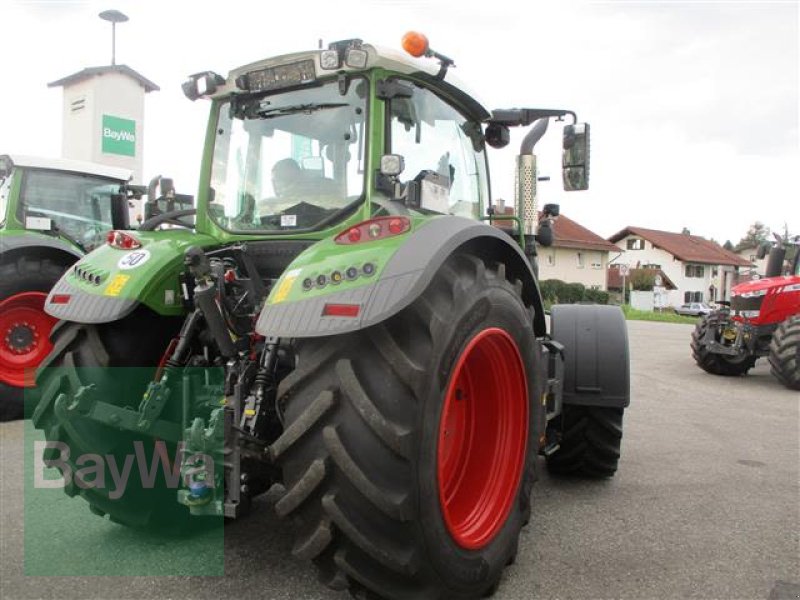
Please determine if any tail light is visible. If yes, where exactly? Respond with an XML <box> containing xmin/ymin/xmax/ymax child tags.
<box><xmin>322</xmin><ymin>303</ymin><xmax>361</xmax><ymax>317</ymax></box>
<box><xmin>106</xmin><ymin>230</ymin><xmax>142</xmax><ymax>250</ymax></box>
<box><xmin>335</xmin><ymin>217</ymin><xmax>411</xmax><ymax>245</ymax></box>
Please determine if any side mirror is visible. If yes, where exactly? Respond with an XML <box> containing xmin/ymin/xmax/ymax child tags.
<box><xmin>0</xmin><ymin>155</ymin><xmax>13</xmax><ymax>179</ymax></box>
<box><xmin>562</xmin><ymin>123</ymin><xmax>590</xmax><ymax>191</ymax></box>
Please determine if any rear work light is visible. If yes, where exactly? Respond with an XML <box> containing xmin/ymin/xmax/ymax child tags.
<box><xmin>50</xmin><ymin>294</ymin><xmax>71</xmax><ymax>305</ymax></box>
<box><xmin>335</xmin><ymin>217</ymin><xmax>411</xmax><ymax>245</ymax></box>
<box><xmin>106</xmin><ymin>230</ymin><xmax>142</xmax><ymax>250</ymax></box>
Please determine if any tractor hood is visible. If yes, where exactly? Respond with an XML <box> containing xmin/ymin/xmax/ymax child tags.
<box><xmin>731</xmin><ymin>275</ymin><xmax>800</xmax><ymax>297</ymax></box>
<box><xmin>44</xmin><ymin>229</ymin><xmax>216</xmax><ymax>323</ymax></box>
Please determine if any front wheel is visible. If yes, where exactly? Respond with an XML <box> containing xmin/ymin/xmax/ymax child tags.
<box><xmin>691</xmin><ymin>312</ymin><xmax>756</xmax><ymax>376</ymax></box>
<box><xmin>769</xmin><ymin>317</ymin><xmax>800</xmax><ymax>390</ymax></box>
<box><xmin>271</xmin><ymin>254</ymin><xmax>543</xmax><ymax>599</ymax></box>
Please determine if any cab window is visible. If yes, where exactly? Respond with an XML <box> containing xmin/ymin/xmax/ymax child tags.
<box><xmin>388</xmin><ymin>82</ymin><xmax>487</xmax><ymax>218</ymax></box>
<box><xmin>19</xmin><ymin>170</ymin><xmax>118</xmax><ymax>251</ymax></box>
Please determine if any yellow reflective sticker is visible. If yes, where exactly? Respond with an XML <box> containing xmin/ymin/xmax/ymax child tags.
<box><xmin>104</xmin><ymin>274</ymin><xmax>131</xmax><ymax>297</ymax></box>
<box><xmin>272</xmin><ymin>269</ymin><xmax>301</xmax><ymax>304</ymax></box>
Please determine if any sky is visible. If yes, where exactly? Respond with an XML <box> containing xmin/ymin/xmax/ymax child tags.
<box><xmin>2</xmin><ymin>0</ymin><xmax>798</xmax><ymax>245</ymax></box>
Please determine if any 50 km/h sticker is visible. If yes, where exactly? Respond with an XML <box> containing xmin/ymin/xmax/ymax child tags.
<box><xmin>117</xmin><ymin>250</ymin><xmax>151</xmax><ymax>270</ymax></box>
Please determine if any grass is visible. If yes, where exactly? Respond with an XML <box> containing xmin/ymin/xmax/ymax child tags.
<box><xmin>620</xmin><ymin>304</ymin><xmax>699</xmax><ymax>324</ymax></box>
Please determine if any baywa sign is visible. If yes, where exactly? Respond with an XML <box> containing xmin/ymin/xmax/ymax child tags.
<box><xmin>102</xmin><ymin>114</ymin><xmax>136</xmax><ymax>157</ymax></box>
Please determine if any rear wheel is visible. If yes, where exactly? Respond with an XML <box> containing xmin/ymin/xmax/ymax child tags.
<box><xmin>691</xmin><ymin>312</ymin><xmax>756</xmax><ymax>376</ymax></box>
<box><xmin>0</xmin><ymin>256</ymin><xmax>65</xmax><ymax>420</ymax></box>
<box><xmin>271</xmin><ymin>254</ymin><xmax>543</xmax><ymax>599</ymax></box>
<box><xmin>32</xmin><ymin>308</ymin><xmax>187</xmax><ymax>529</ymax></box>
<box><xmin>769</xmin><ymin>317</ymin><xmax>800</xmax><ymax>390</ymax></box>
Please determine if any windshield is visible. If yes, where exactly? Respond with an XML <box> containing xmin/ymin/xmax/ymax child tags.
<box><xmin>209</xmin><ymin>78</ymin><xmax>367</xmax><ymax>233</ymax></box>
<box><xmin>19</xmin><ymin>170</ymin><xmax>120</xmax><ymax>251</ymax></box>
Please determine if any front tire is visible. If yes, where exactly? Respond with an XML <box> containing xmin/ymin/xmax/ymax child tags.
<box><xmin>691</xmin><ymin>312</ymin><xmax>756</xmax><ymax>376</ymax></box>
<box><xmin>769</xmin><ymin>317</ymin><xmax>800</xmax><ymax>390</ymax></box>
<box><xmin>271</xmin><ymin>254</ymin><xmax>543</xmax><ymax>599</ymax></box>
<box><xmin>546</xmin><ymin>406</ymin><xmax>623</xmax><ymax>477</ymax></box>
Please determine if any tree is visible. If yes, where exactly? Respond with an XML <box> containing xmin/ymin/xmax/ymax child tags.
<box><xmin>723</xmin><ymin>240</ymin><xmax>734</xmax><ymax>251</ymax></box>
<box><xmin>630</xmin><ymin>270</ymin><xmax>656</xmax><ymax>291</ymax></box>
<box><xmin>736</xmin><ymin>221</ymin><xmax>770</xmax><ymax>250</ymax></box>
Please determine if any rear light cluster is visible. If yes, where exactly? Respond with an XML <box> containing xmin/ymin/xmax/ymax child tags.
<box><xmin>302</xmin><ymin>262</ymin><xmax>376</xmax><ymax>292</ymax></box>
<box><xmin>335</xmin><ymin>216</ymin><xmax>411</xmax><ymax>245</ymax></box>
<box><xmin>106</xmin><ymin>230</ymin><xmax>142</xmax><ymax>250</ymax></box>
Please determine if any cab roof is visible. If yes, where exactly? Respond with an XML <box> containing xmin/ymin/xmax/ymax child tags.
<box><xmin>1</xmin><ymin>154</ymin><xmax>132</xmax><ymax>182</ymax></box>
<box><xmin>218</xmin><ymin>42</ymin><xmax>491</xmax><ymax>122</ymax></box>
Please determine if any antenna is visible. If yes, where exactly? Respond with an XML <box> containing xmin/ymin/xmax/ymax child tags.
<box><xmin>98</xmin><ymin>9</ymin><xmax>129</xmax><ymax>66</ymax></box>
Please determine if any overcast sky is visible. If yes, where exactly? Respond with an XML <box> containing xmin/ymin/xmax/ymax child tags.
<box><xmin>2</xmin><ymin>0</ymin><xmax>797</xmax><ymax>245</ymax></box>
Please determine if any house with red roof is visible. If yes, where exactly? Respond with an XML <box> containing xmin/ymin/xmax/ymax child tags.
<box><xmin>537</xmin><ymin>214</ymin><xmax>621</xmax><ymax>291</ymax></box>
<box><xmin>607</xmin><ymin>226</ymin><xmax>753</xmax><ymax>307</ymax></box>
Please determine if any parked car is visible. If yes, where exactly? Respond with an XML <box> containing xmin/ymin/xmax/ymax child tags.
<box><xmin>675</xmin><ymin>302</ymin><xmax>714</xmax><ymax>316</ymax></box>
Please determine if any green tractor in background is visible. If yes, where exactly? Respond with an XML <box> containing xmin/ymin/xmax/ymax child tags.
<box><xmin>0</xmin><ymin>155</ymin><xmax>192</xmax><ymax>420</ymax></box>
<box><xmin>33</xmin><ymin>34</ymin><xmax>630</xmax><ymax>599</ymax></box>
<box><xmin>0</xmin><ymin>155</ymin><xmax>132</xmax><ymax>419</ymax></box>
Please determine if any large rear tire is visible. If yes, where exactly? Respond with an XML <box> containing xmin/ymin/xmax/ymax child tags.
<box><xmin>271</xmin><ymin>254</ymin><xmax>544</xmax><ymax>599</ymax></box>
<box><xmin>0</xmin><ymin>256</ymin><xmax>65</xmax><ymax>420</ymax></box>
<box><xmin>691</xmin><ymin>312</ymin><xmax>756</xmax><ymax>376</ymax></box>
<box><xmin>769</xmin><ymin>317</ymin><xmax>800</xmax><ymax>390</ymax></box>
<box><xmin>31</xmin><ymin>309</ymin><xmax>188</xmax><ymax>529</ymax></box>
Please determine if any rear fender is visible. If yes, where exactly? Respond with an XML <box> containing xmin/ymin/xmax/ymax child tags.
<box><xmin>255</xmin><ymin>215</ymin><xmax>546</xmax><ymax>338</ymax></box>
<box><xmin>44</xmin><ymin>230</ymin><xmax>216</xmax><ymax>324</ymax></box>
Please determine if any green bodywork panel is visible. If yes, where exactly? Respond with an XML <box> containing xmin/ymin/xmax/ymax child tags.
<box><xmin>266</xmin><ymin>216</ymin><xmax>433</xmax><ymax>306</ymax></box>
<box><xmin>68</xmin><ymin>230</ymin><xmax>216</xmax><ymax>316</ymax></box>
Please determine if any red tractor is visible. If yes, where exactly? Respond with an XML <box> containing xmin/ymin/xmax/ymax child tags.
<box><xmin>692</xmin><ymin>235</ymin><xmax>800</xmax><ymax>390</ymax></box>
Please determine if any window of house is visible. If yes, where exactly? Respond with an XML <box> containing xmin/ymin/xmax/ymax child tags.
<box><xmin>576</xmin><ymin>252</ymin><xmax>585</xmax><ymax>268</ymax></box>
<box><xmin>685</xmin><ymin>264</ymin><xmax>705</xmax><ymax>278</ymax></box>
<box><xmin>627</xmin><ymin>238</ymin><xmax>644</xmax><ymax>250</ymax></box>
<box><xmin>643</xmin><ymin>263</ymin><xmax>661</xmax><ymax>269</ymax></box>
<box><xmin>684</xmin><ymin>291</ymin><xmax>703</xmax><ymax>303</ymax></box>
<box><xmin>712</xmin><ymin>267</ymin><xmax>718</xmax><ymax>278</ymax></box>
<box><xmin>749</xmin><ymin>255</ymin><xmax>756</xmax><ymax>262</ymax></box>
<box><xmin>546</xmin><ymin>251</ymin><xmax>556</xmax><ymax>266</ymax></box>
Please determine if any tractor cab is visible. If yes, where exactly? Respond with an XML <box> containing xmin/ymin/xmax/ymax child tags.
<box><xmin>0</xmin><ymin>154</ymin><xmax>132</xmax><ymax>253</ymax></box>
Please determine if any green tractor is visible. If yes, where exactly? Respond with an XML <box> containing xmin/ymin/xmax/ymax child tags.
<box><xmin>33</xmin><ymin>34</ymin><xmax>630</xmax><ymax>598</ymax></box>
<box><xmin>0</xmin><ymin>154</ymin><xmax>132</xmax><ymax>419</ymax></box>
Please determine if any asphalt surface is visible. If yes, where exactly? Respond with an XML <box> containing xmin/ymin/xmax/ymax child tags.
<box><xmin>1</xmin><ymin>320</ymin><xmax>798</xmax><ymax>599</ymax></box>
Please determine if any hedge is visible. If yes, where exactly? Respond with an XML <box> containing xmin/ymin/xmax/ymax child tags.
<box><xmin>539</xmin><ymin>279</ymin><xmax>610</xmax><ymax>306</ymax></box>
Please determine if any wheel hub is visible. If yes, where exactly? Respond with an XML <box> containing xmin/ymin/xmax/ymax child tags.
<box><xmin>6</xmin><ymin>323</ymin><xmax>37</xmax><ymax>354</ymax></box>
<box><xmin>437</xmin><ymin>327</ymin><xmax>529</xmax><ymax>550</ymax></box>
<box><xmin>0</xmin><ymin>292</ymin><xmax>57</xmax><ymax>388</ymax></box>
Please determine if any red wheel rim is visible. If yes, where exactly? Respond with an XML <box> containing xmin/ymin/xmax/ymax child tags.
<box><xmin>0</xmin><ymin>292</ymin><xmax>57</xmax><ymax>388</ymax></box>
<box><xmin>437</xmin><ymin>327</ymin><xmax>529</xmax><ymax>550</ymax></box>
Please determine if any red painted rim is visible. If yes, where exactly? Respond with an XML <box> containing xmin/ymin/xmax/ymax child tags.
<box><xmin>437</xmin><ymin>327</ymin><xmax>529</xmax><ymax>550</ymax></box>
<box><xmin>0</xmin><ymin>292</ymin><xmax>57</xmax><ymax>388</ymax></box>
